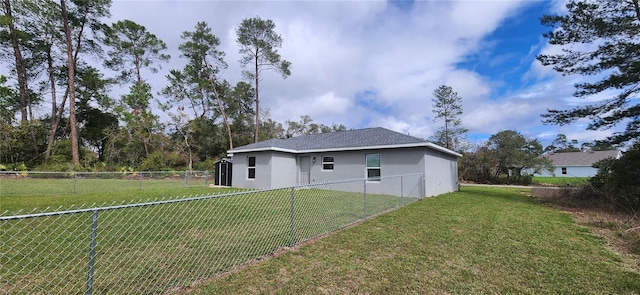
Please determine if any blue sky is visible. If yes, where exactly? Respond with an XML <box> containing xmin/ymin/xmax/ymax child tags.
<box><xmin>108</xmin><ymin>0</ymin><xmax>614</xmax><ymax>147</ymax></box>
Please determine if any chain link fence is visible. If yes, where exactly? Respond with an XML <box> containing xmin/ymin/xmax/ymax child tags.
<box><xmin>1</xmin><ymin>173</ymin><xmax>425</xmax><ymax>294</ymax></box>
<box><xmin>0</xmin><ymin>171</ymin><xmax>211</xmax><ymax>196</ymax></box>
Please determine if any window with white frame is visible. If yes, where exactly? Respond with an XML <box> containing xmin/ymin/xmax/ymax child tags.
<box><xmin>366</xmin><ymin>153</ymin><xmax>381</xmax><ymax>181</ymax></box>
<box><xmin>322</xmin><ymin>156</ymin><xmax>334</xmax><ymax>171</ymax></box>
<box><xmin>247</xmin><ymin>156</ymin><xmax>256</xmax><ymax>179</ymax></box>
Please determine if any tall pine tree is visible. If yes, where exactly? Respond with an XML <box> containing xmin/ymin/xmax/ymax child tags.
<box><xmin>538</xmin><ymin>0</ymin><xmax>640</xmax><ymax>145</ymax></box>
<box><xmin>430</xmin><ymin>85</ymin><xmax>468</xmax><ymax>151</ymax></box>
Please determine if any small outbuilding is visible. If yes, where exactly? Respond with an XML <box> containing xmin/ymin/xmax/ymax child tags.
<box><xmin>214</xmin><ymin>158</ymin><xmax>233</xmax><ymax>186</ymax></box>
<box><xmin>226</xmin><ymin>127</ymin><xmax>461</xmax><ymax>197</ymax></box>
<box><xmin>536</xmin><ymin>150</ymin><xmax>621</xmax><ymax>177</ymax></box>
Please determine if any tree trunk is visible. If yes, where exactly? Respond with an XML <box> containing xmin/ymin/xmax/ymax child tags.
<box><xmin>254</xmin><ymin>54</ymin><xmax>260</xmax><ymax>143</ymax></box>
<box><xmin>60</xmin><ymin>0</ymin><xmax>80</xmax><ymax>165</ymax></box>
<box><xmin>207</xmin><ymin>72</ymin><xmax>233</xmax><ymax>149</ymax></box>
<box><xmin>3</xmin><ymin>0</ymin><xmax>29</xmax><ymax>123</ymax></box>
<box><xmin>45</xmin><ymin>4</ymin><xmax>86</xmax><ymax>160</ymax></box>
<box><xmin>44</xmin><ymin>40</ymin><xmax>58</xmax><ymax>159</ymax></box>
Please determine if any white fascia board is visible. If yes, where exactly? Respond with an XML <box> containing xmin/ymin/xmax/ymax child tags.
<box><xmin>228</xmin><ymin>142</ymin><xmax>462</xmax><ymax>158</ymax></box>
<box><xmin>424</xmin><ymin>142</ymin><xmax>463</xmax><ymax>158</ymax></box>
<box><xmin>227</xmin><ymin>146</ymin><xmax>297</xmax><ymax>155</ymax></box>
<box><xmin>301</xmin><ymin>142</ymin><xmax>462</xmax><ymax>157</ymax></box>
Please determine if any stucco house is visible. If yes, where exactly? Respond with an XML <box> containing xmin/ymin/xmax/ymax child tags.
<box><xmin>536</xmin><ymin>150</ymin><xmax>621</xmax><ymax>177</ymax></box>
<box><xmin>226</xmin><ymin>127</ymin><xmax>462</xmax><ymax>197</ymax></box>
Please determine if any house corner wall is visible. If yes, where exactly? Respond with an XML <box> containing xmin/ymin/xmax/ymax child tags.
<box><xmin>423</xmin><ymin>149</ymin><xmax>458</xmax><ymax>197</ymax></box>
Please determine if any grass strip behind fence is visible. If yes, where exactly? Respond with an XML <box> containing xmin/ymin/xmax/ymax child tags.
<box><xmin>190</xmin><ymin>186</ymin><xmax>640</xmax><ymax>294</ymax></box>
<box><xmin>532</xmin><ymin>176</ymin><xmax>589</xmax><ymax>186</ymax></box>
<box><xmin>0</xmin><ymin>184</ymin><xmax>237</xmax><ymax>214</ymax></box>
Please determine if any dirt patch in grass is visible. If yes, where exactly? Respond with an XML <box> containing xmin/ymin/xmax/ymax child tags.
<box><xmin>531</xmin><ymin>187</ymin><xmax>640</xmax><ymax>273</ymax></box>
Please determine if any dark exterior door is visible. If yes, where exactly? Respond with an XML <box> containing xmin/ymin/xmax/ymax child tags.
<box><xmin>215</xmin><ymin>160</ymin><xmax>232</xmax><ymax>186</ymax></box>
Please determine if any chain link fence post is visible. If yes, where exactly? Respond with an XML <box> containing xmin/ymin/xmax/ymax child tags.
<box><xmin>184</xmin><ymin>171</ymin><xmax>188</xmax><ymax>187</ymax></box>
<box><xmin>400</xmin><ymin>175</ymin><xmax>404</xmax><ymax>207</ymax></box>
<box><xmin>86</xmin><ymin>210</ymin><xmax>99</xmax><ymax>295</ymax></box>
<box><xmin>363</xmin><ymin>179</ymin><xmax>367</xmax><ymax>220</ymax></box>
<box><xmin>204</xmin><ymin>170</ymin><xmax>209</xmax><ymax>187</ymax></box>
<box><xmin>73</xmin><ymin>172</ymin><xmax>78</xmax><ymax>194</ymax></box>
<box><xmin>422</xmin><ymin>174</ymin><xmax>426</xmax><ymax>198</ymax></box>
<box><xmin>288</xmin><ymin>187</ymin><xmax>296</xmax><ymax>247</ymax></box>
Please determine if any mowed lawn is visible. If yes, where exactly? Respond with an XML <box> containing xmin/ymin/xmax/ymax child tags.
<box><xmin>1</xmin><ymin>180</ymin><xmax>413</xmax><ymax>294</ymax></box>
<box><xmin>0</xmin><ymin>178</ymin><xmax>235</xmax><ymax>213</ymax></box>
<box><xmin>189</xmin><ymin>186</ymin><xmax>640</xmax><ymax>294</ymax></box>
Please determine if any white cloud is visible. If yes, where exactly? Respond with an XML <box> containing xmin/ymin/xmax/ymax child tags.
<box><xmin>0</xmin><ymin>0</ymin><xmax>619</xmax><ymax>151</ymax></box>
<box><xmin>104</xmin><ymin>0</ymin><xmax>615</xmax><ymax>147</ymax></box>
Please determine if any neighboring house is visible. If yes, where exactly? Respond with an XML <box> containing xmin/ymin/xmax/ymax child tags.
<box><xmin>536</xmin><ymin>150</ymin><xmax>622</xmax><ymax>177</ymax></box>
<box><xmin>226</xmin><ymin>127</ymin><xmax>462</xmax><ymax>197</ymax></box>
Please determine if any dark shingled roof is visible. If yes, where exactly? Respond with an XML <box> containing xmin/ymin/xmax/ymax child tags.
<box><xmin>546</xmin><ymin>150</ymin><xmax>621</xmax><ymax>166</ymax></box>
<box><xmin>229</xmin><ymin>127</ymin><xmax>428</xmax><ymax>152</ymax></box>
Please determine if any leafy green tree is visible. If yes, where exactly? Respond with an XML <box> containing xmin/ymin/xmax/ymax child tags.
<box><xmin>0</xmin><ymin>75</ymin><xmax>18</xmax><ymax>123</ymax></box>
<box><xmin>102</xmin><ymin>20</ymin><xmax>168</xmax><ymax>160</ymax></box>
<box><xmin>487</xmin><ymin>130</ymin><xmax>552</xmax><ymax>182</ymax></box>
<box><xmin>590</xmin><ymin>140</ymin><xmax>616</xmax><ymax>151</ymax></box>
<box><xmin>55</xmin><ymin>0</ymin><xmax>112</xmax><ymax>165</ymax></box>
<box><xmin>538</xmin><ymin>0</ymin><xmax>640</xmax><ymax>145</ymax></box>
<box><xmin>258</xmin><ymin>113</ymin><xmax>285</xmax><ymax>141</ymax></box>
<box><xmin>236</xmin><ymin>16</ymin><xmax>291</xmax><ymax>143</ymax></box>
<box><xmin>102</xmin><ymin>19</ymin><xmax>170</xmax><ymax>86</ymax></box>
<box><xmin>117</xmin><ymin>82</ymin><xmax>160</xmax><ymax>158</ymax></box>
<box><xmin>162</xmin><ymin>21</ymin><xmax>236</xmax><ymax>149</ymax></box>
<box><xmin>19</xmin><ymin>0</ymin><xmax>112</xmax><ymax>162</ymax></box>
<box><xmin>430</xmin><ymin>85</ymin><xmax>468</xmax><ymax>151</ymax></box>
<box><xmin>60</xmin><ymin>0</ymin><xmax>81</xmax><ymax>165</ymax></box>
<box><xmin>285</xmin><ymin>115</ymin><xmax>316</xmax><ymax>137</ymax></box>
<box><xmin>209</xmin><ymin>80</ymin><xmax>257</xmax><ymax>149</ymax></box>
<box><xmin>285</xmin><ymin>115</ymin><xmax>346</xmax><ymax>138</ymax></box>
<box><xmin>545</xmin><ymin>134</ymin><xmax>581</xmax><ymax>153</ymax></box>
<box><xmin>458</xmin><ymin>144</ymin><xmax>495</xmax><ymax>183</ymax></box>
<box><xmin>74</xmin><ymin>66</ymin><xmax>117</xmax><ymax>162</ymax></box>
<box><xmin>1</xmin><ymin>0</ymin><xmax>30</xmax><ymax>123</ymax></box>
<box><xmin>590</xmin><ymin>143</ymin><xmax>640</xmax><ymax>214</ymax></box>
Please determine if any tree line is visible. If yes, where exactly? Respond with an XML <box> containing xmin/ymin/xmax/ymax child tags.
<box><xmin>0</xmin><ymin>0</ymin><xmax>311</xmax><ymax>171</ymax></box>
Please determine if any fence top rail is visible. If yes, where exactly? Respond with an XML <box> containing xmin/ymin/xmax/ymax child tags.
<box><xmin>293</xmin><ymin>172</ymin><xmax>424</xmax><ymax>187</ymax></box>
<box><xmin>0</xmin><ymin>170</ymin><xmax>209</xmax><ymax>175</ymax></box>
<box><xmin>0</xmin><ymin>173</ymin><xmax>424</xmax><ymax>221</ymax></box>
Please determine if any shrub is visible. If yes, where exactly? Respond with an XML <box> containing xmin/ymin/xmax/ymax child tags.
<box><xmin>586</xmin><ymin>143</ymin><xmax>640</xmax><ymax>215</ymax></box>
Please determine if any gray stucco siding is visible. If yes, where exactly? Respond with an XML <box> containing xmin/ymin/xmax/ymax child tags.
<box><xmin>297</xmin><ymin>148</ymin><xmax>427</xmax><ymax>197</ymax></box>
<box><xmin>231</xmin><ymin>152</ymin><xmax>273</xmax><ymax>189</ymax></box>
<box><xmin>270</xmin><ymin>152</ymin><xmax>297</xmax><ymax>187</ymax></box>
<box><xmin>423</xmin><ymin>148</ymin><xmax>459</xmax><ymax>197</ymax></box>
<box><xmin>303</xmin><ymin>148</ymin><xmax>425</xmax><ymax>183</ymax></box>
<box><xmin>230</xmin><ymin>145</ymin><xmax>459</xmax><ymax>197</ymax></box>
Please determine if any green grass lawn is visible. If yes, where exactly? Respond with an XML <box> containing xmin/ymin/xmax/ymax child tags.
<box><xmin>532</xmin><ymin>176</ymin><xmax>589</xmax><ymax>186</ymax></box>
<box><xmin>189</xmin><ymin>186</ymin><xmax>640</xmax><ymax>294</ymax></box>
<box><xmin>3</xmin><ymin>183</ymin><xmax>638</xmax><ymax>294</ymax></box>
<box><xmin>0</xmin><ymin>178</ymin><xmax>238</xmax><ymax>213</ymax></box>
<box><xmin>1</xmin><ymin>182</ymin><xmax>412</xmax><ymax>294</ymax></box>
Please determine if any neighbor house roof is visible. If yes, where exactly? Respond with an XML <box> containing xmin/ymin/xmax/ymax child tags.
<box><xmin>228</xmin><ymin>127</ymin><xmax>462</xmax><ymax>157</ymax></box>
<box><xmin>546</xmin><ymin>150</ymin><xmax>621</xmax><ymax>166</ymax></box>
